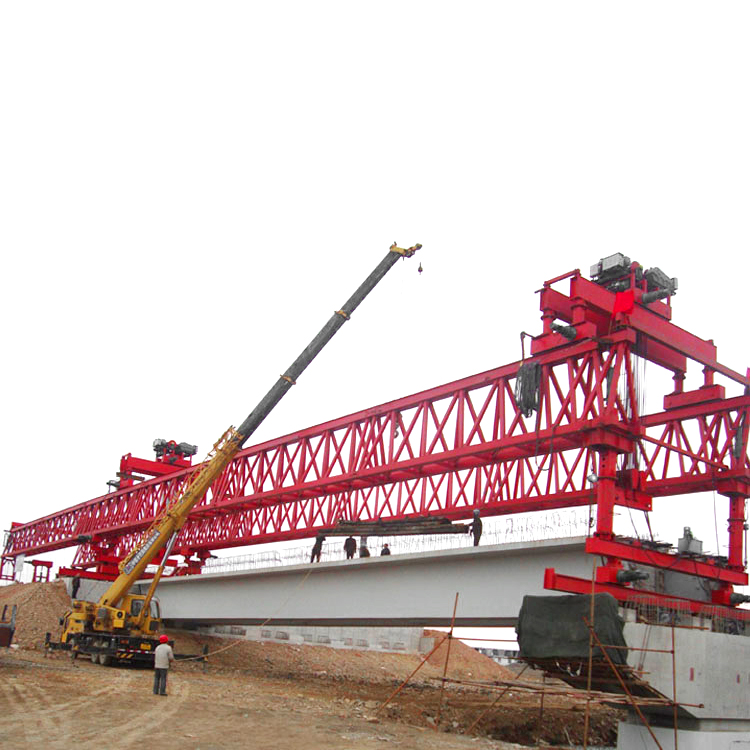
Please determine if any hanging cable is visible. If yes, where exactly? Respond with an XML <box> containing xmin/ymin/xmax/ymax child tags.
<box><xmin>733</xmin><ymin>412</ymin><xmax>747</xmax><ymax>460</ymax></box>
<box><xmin>515</xmin><ymin>361</ymin><xmax>541</xmax><ymax>418</ymax></box>
<box><xmin>643</xmin><ymin>510</ymin><xmax>655</xmax><ymax>543</ymax></box>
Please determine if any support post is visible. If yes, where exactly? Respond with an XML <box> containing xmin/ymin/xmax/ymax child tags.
<box><xmin>595</xmin><ymin>449</ymin><xmax>619</xmax><ymax>539</ymax></box>
<box><xmin>435</xmin><ymin>592</ymin><xmax>459</xmax><ymax>729</ymax></box>
<box><xmin>727</xmin><ymin>495</ymin><xmax>747</xmax><ymax>570</ymax></box>
<box><xmin>671</xmin><ymin>624</ymin><xmax>679</xmax><ymax>750</ymax></box>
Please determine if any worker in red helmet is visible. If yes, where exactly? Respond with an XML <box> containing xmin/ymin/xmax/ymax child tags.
<box><xmin>153</xmin><ymin>634</ymin><xmax>175</xmax><ymax>696</ymax></box>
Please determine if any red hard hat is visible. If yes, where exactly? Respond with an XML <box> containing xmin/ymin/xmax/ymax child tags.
<box><xmin>159</xmin><ymin>635</ymin><xmax>169</xmax><ymax>643</ymax></box>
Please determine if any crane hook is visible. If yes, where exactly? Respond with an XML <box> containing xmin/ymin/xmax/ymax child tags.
<box><xmin>418</xmin><ymin>262</ymin><xmax>423</xmax><ymax>274</ymax></box>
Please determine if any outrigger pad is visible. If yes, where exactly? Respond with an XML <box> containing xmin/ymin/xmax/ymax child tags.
<box><xmin>516</xmin><ymin>593</ymin><xmax>628</xmax><ymax>665</ymax></box>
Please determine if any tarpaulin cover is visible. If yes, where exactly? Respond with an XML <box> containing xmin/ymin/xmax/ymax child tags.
<box><xmin>516</xmin><ymin>593</ymin><xmax>628</xmax><ymax>665</ymax></box>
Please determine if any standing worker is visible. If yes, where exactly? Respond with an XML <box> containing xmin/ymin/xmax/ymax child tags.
<box><xmin>359</xmin><ymin>537</ymin><xmax>370</xmax><ymax>558</ymax></box>
<box><xmin>153</xmin><ymin>634</ymin><xmax>174</xmax><ymax>696</ymax></box>
<box><xmin>469</xmin><ymin>509</ymin><xmax>483</xmax><ymax>546</ymax></box>
<box><xmin>310</xmin><ymin>534</ymin><xmax>325</xmax><ymax>563</ymax></box>
<box><xmin>343</xmin><ymin>536</ymin><xmax>357</xmax><ymax>560</ymax></box>
<box><xmin>380</xmin><ymin>543</ymin><xmax>391</xmax><ymax>556</ymax></box>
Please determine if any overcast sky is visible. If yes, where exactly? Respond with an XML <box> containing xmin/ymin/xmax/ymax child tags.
<box><xmin>2</xmin><ymin>2</ymin><xmax>749</xmax><ymax>593</ymax></box>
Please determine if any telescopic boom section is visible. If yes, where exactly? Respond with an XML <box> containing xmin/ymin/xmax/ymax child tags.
<box><xmin>236</xmin><ymin>243</ymin><xmax>420</xmax><ymax>447</ymax></box>
<box><xmin>98</xmin><ymin>243</ymin><xmax>420</xmax><ymax>609</ymax></box>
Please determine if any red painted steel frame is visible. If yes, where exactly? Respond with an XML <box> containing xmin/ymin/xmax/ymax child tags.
<box><xmin>585</xmin><ymin>536</ymin><xmax>748</xmax><ymax>585</ymax></box>
<box><xmin>3</xmin><ymin>262</ymin><xmax>749</xmax><ymax>610</ymax></box>
<box><xmin>543</xmin><ymin>568</ymin><xmax>750</xmax><ymax>621</ymax></box>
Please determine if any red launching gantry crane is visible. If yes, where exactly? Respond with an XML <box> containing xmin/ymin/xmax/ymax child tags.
<box><xmin>3</xmin><ymin>253</ymin><xmax>749</xmax><ymax>621</ymax></box>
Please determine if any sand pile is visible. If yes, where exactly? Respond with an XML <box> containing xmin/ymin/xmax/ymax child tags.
<box><xmin>0</xmin><ymin>580</ymin><xmax>71</xmax><ymax>649</ymax></box>
<box><xmin>423</xmin><ymin>629</ymin><xmax>515</xmax><ymax>681</ymax></box>
<box><xmin>169</xmin><ymin>627</ymin><xmax>515</xmax><ymax>685</ymax></box>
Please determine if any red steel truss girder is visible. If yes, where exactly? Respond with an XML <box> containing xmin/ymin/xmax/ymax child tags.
<box><xmin>6</xmin><ymin>338</ymin><xmax>749</xmax><ymax>564</ymax></box>
<box><xmin>6</xmin><ymin>340</ymin><xmax>608</xmax><ymax>556</ymax></box>
<box><xmin>4</xmin><ymin>341</ymin><xmax>630</xmax><ymax>556</ymax></box>
<box><xmin>638</xmin><ymin>395</ymin><xmax>750</xmax><ymax>490</ymax></box>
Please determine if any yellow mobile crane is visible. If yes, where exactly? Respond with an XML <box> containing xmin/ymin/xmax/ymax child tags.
<box><xmin>54</xmin><ymin>243</ymin><xmax>420</xmax><ymax>665</ymax></box>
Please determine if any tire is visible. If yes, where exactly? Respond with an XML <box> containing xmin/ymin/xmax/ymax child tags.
<box><xmin>91</xmin><ymin>653</ymin><xmax>100</xmax><ymax>664</ymax></box>
<box><xmin>100</xmin><ymin>654</ymin><xmax>112</xmax><ymax>667</ymax></box>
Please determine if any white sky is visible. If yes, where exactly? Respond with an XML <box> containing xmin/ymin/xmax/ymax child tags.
<box><xmin>2</xmin><ymin>0</ymin><xmax>749</xmax><ymax>616</ymax></box>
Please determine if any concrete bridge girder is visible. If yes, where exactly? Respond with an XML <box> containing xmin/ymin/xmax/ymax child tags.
<box><xmin>130</xmin><ymin>537</ymin><xmax>593</xmax><ymax>627</ymax></box>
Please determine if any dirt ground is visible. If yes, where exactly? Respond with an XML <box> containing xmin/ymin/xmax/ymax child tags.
<box><xmin>0</xmin><ymin>582</ymin><xmax>621</xmax><ymax>749</ymax></box>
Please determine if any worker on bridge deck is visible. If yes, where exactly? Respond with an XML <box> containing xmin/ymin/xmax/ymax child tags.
<box><xmin>310</xmin><ymin>534</ymin><xmax>325</xmax><ymax>563</ymax></box>
<box><xmin>343</xmin><ymin>536</ymin><xmax>357</xmax><ymax>560</ymax></box>
<box><xmin>469</xmin><ymin>509</ymin><xmax>483</xmax><ymax>546</ymax></box>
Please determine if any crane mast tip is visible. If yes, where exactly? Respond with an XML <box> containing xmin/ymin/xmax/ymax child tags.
<box><xmin>389</xmin><ymin>242</ymin><xmax>421</xmax><ymax>257</ymax></box>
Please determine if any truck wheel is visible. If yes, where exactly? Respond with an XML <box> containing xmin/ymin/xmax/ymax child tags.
<box><xmin>91</xmin><ymin>653</ymin><xmax>101</xmax><ymax>664</ymax></box>
<box><xmin>100</xmin><ymin>654</ymin><xmax>112</xmax><ymax>667</ymax></box>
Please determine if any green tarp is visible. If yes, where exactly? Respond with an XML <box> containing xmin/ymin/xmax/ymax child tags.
<box><xmin>516</xmin><ymin>593</ymin><xmax>628</xmax><ymax>665</ymax></box>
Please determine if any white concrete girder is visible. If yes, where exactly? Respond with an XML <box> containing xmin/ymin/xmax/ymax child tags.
<box><xmin>133</xmin><ymin>537</ymin><xmax>593</xmax><ymax>627</ymax></box>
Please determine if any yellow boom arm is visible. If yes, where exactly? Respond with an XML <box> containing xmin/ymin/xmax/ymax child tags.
<box><xmin>99</xmin><ymin>428</ymin><xmax>242</xmax><ymax>608</ymax></box>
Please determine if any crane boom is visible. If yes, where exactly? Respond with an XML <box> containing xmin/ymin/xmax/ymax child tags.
<box><xmin>236</xmin><ymin>242</ymin><xmax>421</xmax><ymax>447</ymax></box>
<box><xmin>56</xmin><ymin>242</ymin><xmax>420</xmax><ymax>664</ymax></box>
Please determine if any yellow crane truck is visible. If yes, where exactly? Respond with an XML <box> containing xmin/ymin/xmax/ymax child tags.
<box><xmin>51</xmin><ymin>243</ymin><xmax>420</xmax><ymax>665</ymax></box>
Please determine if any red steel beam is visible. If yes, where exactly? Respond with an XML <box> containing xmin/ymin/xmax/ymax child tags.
<box><xmin>544</xmin><ymin>568</ymin><xmax>750</xmax><ymax>621</ymax></box>
<box><xmin>585</xmin><ymin>537</ymin><xmax>748</xmax><ymax>584</ymax></box>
